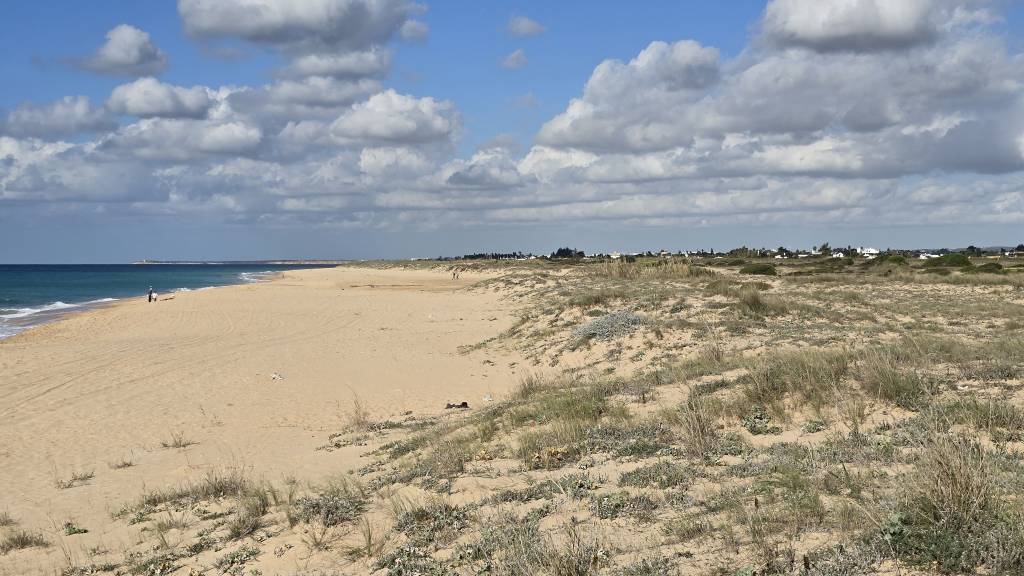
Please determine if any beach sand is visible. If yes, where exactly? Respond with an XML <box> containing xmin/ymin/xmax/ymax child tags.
<box><xmin>0</xmin><ymin>266</ymin><xmax>522</xmax><ymax>575</ymax></box>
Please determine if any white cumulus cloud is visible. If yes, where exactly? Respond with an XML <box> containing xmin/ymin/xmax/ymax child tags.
<box><xmin>762</xmin><ymin>0</ymin><xmax>983</xmax><ymax>52</ymax></box>
<box><xmin>1</xmin><ymin>96</ymin><xmax>116</xmax><ymax>138</ymax></box>
<box><xmin>100</xmin><ymin>118</ymin><xmax>263</xmax><ymax>161</ymax></box>
<box><xmin>177</xmin><ymin>0</ymin><xmax>415</xmax><ymax>53</ymax></box>
<box><xmin>330</xmin><ymin>90</ymin><xmax>459</xmax><ymax>144</ymax></box>
<box><xmin>108</xmin><ymin>78</ymin><xmax>213</xmax><ymax>118</ymax></box>
<box><xmin>285</xmin><ymin>48</ymin><xmax>391</xmax><ymax>78</ymax></box>
<box><xmin>82</xmin><ymin>25</ymin><xmax>167</xmax><ymax>76</ymax></box>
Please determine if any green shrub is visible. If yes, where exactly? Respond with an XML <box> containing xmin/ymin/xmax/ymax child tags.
<box><xmin>921</xmin><ymin>253</ymin><xmax>972</xmax><ymax>268</ymax></box>
<box><xmin>739</xmin><ymin>263</ymin><xmax>777</xmax><ymax>276</ymax></box>
<box><xmin>394</xmin><ymin>500</ymin><xmax>472</xmax><ymax>547</ymax></box>
<box><xmin>293</xmin><ymin>478</ymin><xmax>366</xmax><ymax>527</ymax></box>
<box><xmin>742</xmin><ymin>405</ymin><xmax>782</xmax><ymax>435</ymax></box>
<box><xmin>870</xmin><ymin>254</ymin><xmax>907</xmax><ymax>266</ymax></box>
<box><xmin>591</xmin><ymin>491</ymin><xmax>659</xmax><ymax>520</ymax></box>
<box><xmin>965</xmin><ymin>262</ymin><xmax>1004</xmax><ymax>274</ymax></box>
<box><xmin>890</xmin><ymin>435</ymin><xmax>1024</xmax><ymax>573</ymax></box>
<box><xmin>572</xmin><ymin>310</ymin><xmax>647</xmax><ymax>343</ymax></box>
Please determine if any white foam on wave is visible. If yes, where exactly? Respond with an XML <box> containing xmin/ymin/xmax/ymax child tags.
<box><xmin>239</xmin><ymin>271</ymin><xmax>275</xmax><ymax>283</ymax></box>
<box><xmin>0</xmin><ymin>297</ymin><xmax>120</xmax><ymax>339</ymax></box>
<box><xmin>0</xmin><ymin>301</ymin><xmax>79</xmax><ymax>320</ymax></box>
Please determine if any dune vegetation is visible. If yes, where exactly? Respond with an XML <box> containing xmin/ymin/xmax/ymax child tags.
<box><xmin>5</xmin><ymin>254</ymin><xmax>1024</xmax><ymax>575</ymax></box>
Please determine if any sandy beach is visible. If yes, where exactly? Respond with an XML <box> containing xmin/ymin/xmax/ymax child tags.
<box><xmin>0</xmin><ymin>266</ymin><xmax>522</xmax><ymax>575</ymax></box>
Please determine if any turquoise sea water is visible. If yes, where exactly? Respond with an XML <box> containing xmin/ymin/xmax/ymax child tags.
<box><xmin>0</xmin><ymin>264</ymin><xmax>334</xmax><ymax>339</ymax></box>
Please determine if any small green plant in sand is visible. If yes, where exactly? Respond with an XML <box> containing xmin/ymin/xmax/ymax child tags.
<box><xmin>108</xmin><ymin>454</ymin><xmax>135</xmax><ymax>469</ymax></box>
<box><xmin>591</xmin><ymin>491</ymin><xmax>659</xmax><ymax>521</ymax></box>
<box><xmin>214</xmin><ymin>543</ymin><xmax>260</xmax><ymax>572</ymax></box>
<box><xmin>54</xmin><ymin>469</ymin><xmax>94</xmax><ymax>490</ymax></box>
<box><xmin>63</xmin><ymin>520</ymin><xmax>88</xmax><ymax>535</ymax></box>
<box><xmin>160</xmin><ymin>430</ymin><xmax>195</xmax><ymax>449</ymax></box>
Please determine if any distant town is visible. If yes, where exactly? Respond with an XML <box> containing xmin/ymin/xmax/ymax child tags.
<box><xmin>134</xmin><ymin>244</ymin><xmax>1024</xmax><ymax>266</ymax></box>
<box><xmin>433</xmin><ymin>243</ymin><xmax>1024</xmax><ymax>262</ymax></box>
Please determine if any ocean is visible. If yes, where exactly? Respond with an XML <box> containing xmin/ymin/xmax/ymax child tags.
<box><xmin>0</xmin><ymin>264</ymin><xmax>334</xmax><ymax>339</ymax></box>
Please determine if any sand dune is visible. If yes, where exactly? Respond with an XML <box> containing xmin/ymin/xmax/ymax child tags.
<box><xmin>0</xmin><ymin>266</ymin><xmax>522</xmax><ymax>575</ymax></box>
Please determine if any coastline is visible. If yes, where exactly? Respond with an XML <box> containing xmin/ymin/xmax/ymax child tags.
<box><xmin>0</xmin><ymin>265</ymin><xmax>522</xmax><ymax>575</ymax></box>
<box><xmin>0</xmin><ymin>267</ymin><xmax>287</xmax><ymax>341</ymax></box>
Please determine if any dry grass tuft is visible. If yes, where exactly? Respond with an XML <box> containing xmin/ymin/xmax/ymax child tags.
<box><xmin>54</xmin><ymin>469</ymin><xmax>95</xmax><ymax>490</ymax></box>
<box><xmin>225</xmin><ymin>487</ymin><xmax>270</xmax><ymax>539</ymax></box>
<box><xmin>0</xmin><ymin>530</ymin><xmax>49</xmax><ymax>554</ymax></box>
<box><xmin>118</xmin><ymin>468</ymin><xmax>249</xmax><ymax>517</ymax></box>
<box><xmin>596</xmin><ymin>259</ymin><xmax>715</xmax><ymax>281</ymax></box>
<box><xmin>160</xmin><ymin>430</ymin><xmax>195</xmax><ymax>449</ymax></box>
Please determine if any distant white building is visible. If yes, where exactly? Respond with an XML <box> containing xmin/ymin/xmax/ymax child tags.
<box><xmin>832</xmin><ymin>252</ymin><xmax>845</xmax><ymax>258</ymax></box>
<box><xmin>857</xmin><ymin>247</ymin><xmax>880</xmax><ymax>256</ymax></box>
<box><xmin>610</xmin><ymin>251</ymin><xmax>622</xmax><ymax>259</ymax></box>
<box><xmin>919</xmin><ymin>253</ymin><xmax>940</xmax><ymax>260</ymax></box>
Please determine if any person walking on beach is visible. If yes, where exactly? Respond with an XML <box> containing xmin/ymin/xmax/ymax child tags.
<box><xmin>148</xmin><ymin>286</ymin><xmax>154</xmax><ymax>303</ymax></box>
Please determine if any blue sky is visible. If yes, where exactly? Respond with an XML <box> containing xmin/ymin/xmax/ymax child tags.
<box><xmin>2</xmin><ymin>1</ymin><xmax>1024</xmax><ymax>262</ymax></box>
